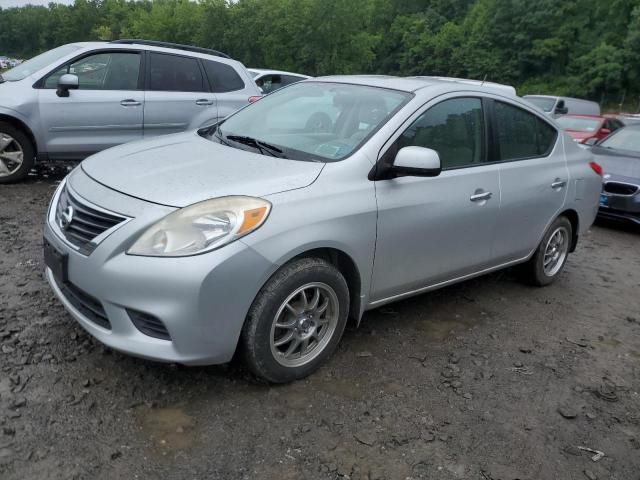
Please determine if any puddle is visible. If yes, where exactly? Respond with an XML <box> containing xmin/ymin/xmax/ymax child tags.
<box><xmin>138</xmin><ymin>407</ymin><xmax>195</xmax><ymax>451</ymax></box>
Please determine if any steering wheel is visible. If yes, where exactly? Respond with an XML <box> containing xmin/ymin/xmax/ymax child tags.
<box><xmin>305</xmin><ymin>112</ymin><xmax>333</xmax><ymax>133</ymax></box>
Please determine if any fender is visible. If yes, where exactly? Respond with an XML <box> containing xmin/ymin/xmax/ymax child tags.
<box><xmin>0</xmin><ymin>106</ymin><xmax>41</xmax><ymax>153</ymax></box>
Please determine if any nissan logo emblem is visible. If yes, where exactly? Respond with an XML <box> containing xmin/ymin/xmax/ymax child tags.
<box><xmin>59</xmin><ymin>205</ymin><xmax>74</xmax><ymax>230</ymax></box>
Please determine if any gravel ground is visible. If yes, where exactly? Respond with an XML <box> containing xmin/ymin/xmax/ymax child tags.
<box><xmin>1</xmin><ymin>174</ymin><xmax>639</xmax><ymax>480</ymax></box>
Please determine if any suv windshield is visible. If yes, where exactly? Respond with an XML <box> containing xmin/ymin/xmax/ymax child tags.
<box><xmin>524</xmin><ymin>96</ymin><xmax>556</xmax><ymax>113</ymax></box>
<box><xmin>599</xmin><ymin>128</ymin><xmax>640</xmax><ymax>153</ymax></box>
<box><xmin>556</xmin><ymin>116</ymin><xmax>601</xmax><ymax>132</ymax></box>
<box><xmin>2</xmin><ymin>44</ymin><xmax>81</xmax><ymax>81</ymax></box>
<box><xmin>210</xmin><ymin>82</ymin><xmax>411</xmax><ymax>162</ymax></box>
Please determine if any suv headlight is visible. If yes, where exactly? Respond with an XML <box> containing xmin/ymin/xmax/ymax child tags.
<box><xmin>127</xmin><ymin>196</ymin><xmax>271</xmax><ymax>257</ymax></box>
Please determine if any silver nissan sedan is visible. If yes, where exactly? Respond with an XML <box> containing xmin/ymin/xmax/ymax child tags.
<box><xmin>44</xmin><ymin>76</ymin><xmax>602</xmax><ymax>383</ymax></box>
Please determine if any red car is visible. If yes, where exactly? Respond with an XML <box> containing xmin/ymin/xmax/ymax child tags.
<box><xmin>556</xmin><ymin>115</ymin><xmax>624</xmax><ymax>144</ymax></box>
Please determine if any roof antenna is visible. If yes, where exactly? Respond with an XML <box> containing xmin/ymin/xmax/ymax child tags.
<box><xmin>481</xmin><ymin>74</ymin><xmax>487</xmax><ymax>86</ymax></box>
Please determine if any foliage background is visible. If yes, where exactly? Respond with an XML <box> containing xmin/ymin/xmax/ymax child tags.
<box><xmin>1</xmin><ymin>0</ymin><xmax>639</xmax><ymax>110</ymax></box>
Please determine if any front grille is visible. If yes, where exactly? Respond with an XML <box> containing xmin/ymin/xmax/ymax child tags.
<box><xmin>128</xmin><ymin>310</ymin><xmax>171</xmax><ymax>340</ymax></box>
<box><xmin>55</xmin><ymin>186</ymin><xmax>125</xmax><ymax>250</ymax></box>
<box><xmin>603</xmin><ymin>182</ymin><xmax>639</xmax><ymax>196</ymax></box>
<box><xmin>59</xmin><ymin>281</ymin><xmax>111</xmax><ymax>330</ymax></box>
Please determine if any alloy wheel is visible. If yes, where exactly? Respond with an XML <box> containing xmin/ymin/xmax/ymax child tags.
<box><xmin>270</xmin><ymin>282</ymin><xmax>339</xmax><ymax>368</ymax></box>
<box><xmin>0</xmin><ymin>133</ymin><xmax>24</xmax><ymax>177</ymax></box>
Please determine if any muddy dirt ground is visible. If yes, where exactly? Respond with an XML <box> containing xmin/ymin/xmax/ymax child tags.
<box><xmin>1</xmin><ymin>173</ymin><xmax>639</xmax><ymax>480</ymax></box>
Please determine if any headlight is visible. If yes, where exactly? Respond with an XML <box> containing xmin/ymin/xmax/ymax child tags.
<box><xmin>127</xmin><ymin>196</ymin><xmax>271</xmax><ymax>257</ymax></box>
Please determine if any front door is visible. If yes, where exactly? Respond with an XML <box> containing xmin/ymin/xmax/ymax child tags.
<box><xmin>37</xmin><ymin>50</ymin><xmax>144</xmax><ymax>160</ymax></box>
<box><xmin>371</xmin><ymin>96</ymin><xmax>501</xmax><ymax>302</ymax></box>
<box><xmin>143</xmin><ymin>52</ymin><xmax>216</xmax><ymax>137</ymax></box>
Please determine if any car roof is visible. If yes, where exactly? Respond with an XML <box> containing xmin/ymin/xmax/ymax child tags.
<box><xmin>312</xmin><ymin>75</ymin><xmax>518</xmax><ymax>96</ymax></box>
<box><xmin>70</xmin><ymin>41</ymin><xmax>236</xmax><ymax>63</ymax></box>
<box><xmin>249</xmin><ymin>68</ymin><xmax>311</xmax><ymax>78</ymax></box>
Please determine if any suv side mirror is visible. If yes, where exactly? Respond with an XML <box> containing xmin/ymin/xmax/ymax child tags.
<box><xmin>392</xmin><ymin>146</ymin><xmax>441</xmax><ymax>177</ymax></box>
<box><xmin>57</xmin><ymin>74</ymin><xmax>79</xmax><ymax>97</ymax></box>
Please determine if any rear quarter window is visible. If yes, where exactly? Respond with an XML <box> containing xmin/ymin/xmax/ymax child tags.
<box><xmin>495</xmin><ymin>101</ymin><xmax>557</xmax><ymax>161</ymax></box>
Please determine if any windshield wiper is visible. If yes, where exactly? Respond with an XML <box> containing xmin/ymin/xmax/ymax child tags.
<box><xmin>225</xmin><ymin>135</ymin><xmax>287</xmax><ymax>158</ymax></box>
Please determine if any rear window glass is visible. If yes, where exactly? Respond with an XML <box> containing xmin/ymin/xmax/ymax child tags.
<box><xmin>495</xmin><ymin>101</ymin><xmax>557</xmax><ymax>160</ymax></box>
<box><xmin>148</xmin><ymin>53</ymin><xmax>205</xmax><ymax>92</ymax></box>
<box><xmin>203</xmin><ymin>60</ymin><xmax>245</xmax><ymax>93</ymax></box>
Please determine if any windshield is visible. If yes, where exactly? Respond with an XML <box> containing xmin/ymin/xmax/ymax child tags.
<box><xmin>556</xmin><ymin>116</ymin><xmax>601</xmax><ymax>132</ymax></box>
<box><xmin>524</xmin><ymin>96</ymin><xmax>556</xmax><ymax>113</ymax></box>
<box><xmin>599</xmin><ymin>128</ymin><xmax>640</xmax><ymax>153</ymax></box>
<box><xmin>213</xmin><ymin>82</ymin><xmax>411</xmax><ymax>162</ymax></box>
<box><xmin>2</xmin><ymin>44</ymin><xmax>81</xmax><ymax>81</ymax></box>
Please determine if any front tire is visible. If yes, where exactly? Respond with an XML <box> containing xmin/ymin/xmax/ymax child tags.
<box><xmin>524</xmin><ymin>216</ymin><xmax>572</xmax><ymax>286</ymax></box>
<box><xmin>0</xmin><ymin>122</ymin><xmax>35</xmax><ymax>184</ymax></box>
<box><xmin>240</xmin><ymin>257</ymin><xmax>350</xmax><ymax>383</ymax></box>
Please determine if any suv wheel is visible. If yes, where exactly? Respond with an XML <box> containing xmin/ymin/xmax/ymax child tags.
<box><xmin>241</xmin><ymin>257</ymin><xmax>349</xmax><ymax>383</ymax></box>
<box><xmin>0</xmin><ymin>122</ymin><xmax>35</xmax><ymax>184</ymax></box>
<box><xmin>524</xmin><ymin>216</ymin><xmax>572</xmax><ymax>286</ymax></box>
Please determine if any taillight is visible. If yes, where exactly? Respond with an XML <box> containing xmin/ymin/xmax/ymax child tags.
<box><xmin>248</xmin><ymin>96</ymin><xmax>262</xmax><ymax>103</ymax></box>
<box><xmin>589</xmin><ymin>161</ymin><xmax>603</xmax><ymax>176</ymax></box>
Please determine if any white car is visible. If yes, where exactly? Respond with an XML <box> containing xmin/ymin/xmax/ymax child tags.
<box><xmin>249</xmin><ymin>68</ymin><xmax>311</xmax><ymax>94</ymax></box>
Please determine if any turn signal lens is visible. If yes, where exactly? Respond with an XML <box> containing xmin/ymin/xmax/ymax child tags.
<box><xmin>238</xmin><ymin>206</ymin><xmax>268</xmax><ymax>233</ymax></box>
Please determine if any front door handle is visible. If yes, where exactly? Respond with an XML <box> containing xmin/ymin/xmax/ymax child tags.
<box><xmin>551</xmin><ymin>179</ymin><xmax>567</xmax><ymax>189</ymax></box>
<box><xmin>470</xmin><ymin>191</ymin><xmax>493</xmax><ymax>202</ymax></box>
<box><xmin>195</xmin><ymin>99</ymin><xmax>214</xmax><ymax>106</ymax></box>
<box><xmin>120</xmin><ymin>99</ymin><xmax>141</xmax><ymax>107</ymax></box>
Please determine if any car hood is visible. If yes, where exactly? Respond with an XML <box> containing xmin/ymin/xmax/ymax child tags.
<box><xmin>81</xmin><ymin>132</ymin><xmax>324</xmax><ymax>208</ymax></box>
<box><xmin>591</xmin><ymin>146</ymin><xmax>640</xmax><ymax>181</ymax></box>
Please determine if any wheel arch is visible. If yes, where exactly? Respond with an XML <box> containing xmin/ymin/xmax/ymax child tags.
<box><xmin>559</xmin><ymin>209</ymin><xmax>579</xmax><ymax>252</ymax></box>
<box><xmin>283</xmin><ymin>247</ymin><xmax>364</xmax><ymax>325</ymax></box>
<box><xmin>0</xmin><ymin>114</ymin><xmax>38</xmax><ymax>154</ymax></box>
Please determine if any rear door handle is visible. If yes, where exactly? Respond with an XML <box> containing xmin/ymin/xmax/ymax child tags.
<box><xmin>470</xmin><ymin>191</ymin><xmax>493</xmax><ymax>202</ymax></box>
<box><xmin>120</xmin><ymin>99</ymin><xmax>141</xmax><ymax>107</ymax></box>
<box><xmin>551</xmin><ymin>179</ymin><xmax>567</xmax><ymax>189</ymax></box>
<box><xmin>195</xmin><ymin>99</ymin><xmax>214</xmax><ymax>106</ymax></box>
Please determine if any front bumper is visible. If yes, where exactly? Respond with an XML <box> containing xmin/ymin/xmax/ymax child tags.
<box><xmin>44</xmin><ymin>179</ymin><xmax>277</xmax><ymax>365</ymax></box>
<box><xmin>598</xmin><ymin>191</ymin><xmax>640</xmax><ymax>225</ymax></box>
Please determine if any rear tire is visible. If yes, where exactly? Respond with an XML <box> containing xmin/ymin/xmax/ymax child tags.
<box><xmin>0</xmin><ymin>122</ymin><xmax>35</xmax><ymax>184</ymax></box>
<box><xmin>523</xmin><ymin>216</ymin><xmax>572</xmax><ymax>286</ymax></box>
<box><xmin>240</xmin><ymin>257</ymin><xmax>349</xmax><ymax>383</ymax></box>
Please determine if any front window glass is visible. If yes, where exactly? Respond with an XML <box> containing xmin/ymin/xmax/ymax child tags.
<box><xmin>44</xmin><ymin>52</ymin><xmax>141</xmax><ymax>90</ymax></box>
<box><xmin>599</xmin><ymin>128</ymin><xmax>640</xmax><ymax>153</ymax></box>
<box><xmin>212</xmin><ymin>82</ymin><xmax>411</xmax><ymax>162</ymax></box>
<box><xmin>396</xmin><ymin>97</ymin><xmax>485</xmax><ymax>169</ymax></box>
<box><xmin>2</xmin><ymin>44</ymin><xmax>81</xmax><ymax>81</ymax></box>
<box><xmin>524</xmin><ymin>96</ymin><xmax>556</xmax><ymax>113</ymax></box>
<box><xmin>556</xmin><ymin>116</ymin><xmax>601</xmax><ymax>132</ymax></box>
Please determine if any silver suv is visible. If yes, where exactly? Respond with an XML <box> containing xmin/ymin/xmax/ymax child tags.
<box><xmin>44</xmin><ymin>76</ymin><xmax>602</xmax><ymax>383</ymax></box>
<box><xmin>0</xmin><ymin>40</ymin><xmax>261</xmax><ymax>183</ymax></box>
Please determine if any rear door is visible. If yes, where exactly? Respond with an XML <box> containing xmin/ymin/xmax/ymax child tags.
<box><xmin>371</xmin><ymin>95</ymin><xmax>501</xmax><ymax>301</ymax></box>
<box><xmin>490</xmin><ymin>99</ymin><xmax>567</xmax><ymax>263</ymax></box>
<box><xmin>37</xmin><ymin>50</ymin><xmax>143</xmax><ymax>159</ymax></box>
<box><xmin>143</xmin><ymin>52</ymin><xmax>216</xmax><ymax>137</ymax></box>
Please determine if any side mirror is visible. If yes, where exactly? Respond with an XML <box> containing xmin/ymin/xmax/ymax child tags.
<box><xmin>57</xmin><ymin>73</ymin><xmax>79</xmax><ymax>97</ymax></box>
<box><xmin>584</xmin><ymin>137</ymin><xmax>599</xmax><ymax>146</ymax></box>
<box><xmin>554</xmin><ymin>100</ymin><xmax>568</xmax><ymax>115</ymax></box>
<box><xmin>392</xmin><ymin>146</ymin><xmax>441</xmax><ymax>177</ymax></box>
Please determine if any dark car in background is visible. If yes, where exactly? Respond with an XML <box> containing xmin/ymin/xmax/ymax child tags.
<box><xmin>557</xmin><ymin>114</ymin><xmax>624</xmax><ymax>145</ymax></box>
<box><xmin>590</xmin><ymin>125</ymin><xmax>640</xmax><ymax>224</ymax></box>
